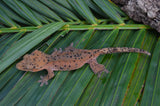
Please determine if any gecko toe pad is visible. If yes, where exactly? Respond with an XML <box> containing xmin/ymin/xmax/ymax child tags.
<box><xmin>38</xmin><ymin>75</ymin><xmax>49</xmax><ymax>86</ymax></box>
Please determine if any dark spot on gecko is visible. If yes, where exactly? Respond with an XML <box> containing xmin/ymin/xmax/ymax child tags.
<box><xmin>89</xmin><ymin>55</ymin><xmax>92</xmax><ymax>58</ymax></box>
<box><xmin>60</xmin><ymin>67</ymin><xmax>63</xmax><ymax>70</ymax></box>
<box><xmin>47</xmin><ymin>59</ymin><xmax>50</xmax><ymax>62</ymax></box>
<box><xmin>51</xmin><ymin>57</ymin><xmax>56</xmax><ymax>60</ymax></box>
<box><xmin>88</xmin><ymin>52</ymin><xmax>91</xmax><ymax>54</ymax></box>
<box><xmin>81</xmin><ymin>57</ymin><xmax>83</xmax><ymax>59</ymax></box>
<box><xmin>70</xmin><ymin>50</ymin><xmax>73</xmax><ymax>52</ymax></box>
<box><xmin>70</xmin><ymin>56</ymin><xmax>72</xmax><ymax>58</ymax></box>
<box><xmin>112</xmin><ymin>48</ymin><xmax>117</xmax><ymax>52</ymax></box>
<box><xmin>136</xmin><ymin>49</ymin><xmax>139</xmax><ymax>52</ymax></box>
<box><xmin>64</xmin><ymin>65</ymin><xmax>66</xmax><ymax>67</ymax></box>
<box><xmin>66</xmin><ymin>53</ymin><xmax>69</xmax><ymax>55</ymax></box>
<box><xmin>84</xmin><ymin>51</ymin><xmax>87</xmax><ymax>53</ymax></box>
<box><xmin>128</xmin><ymin>48</ymin><xmax>131</xmax><ymax>52</ymax></box>
<box><xmin>43</xmin><ymin>60</ymin><xmax>45</xmax><ymax>62</ymax></box>
<box><xmin>107</xmin><ymin>48</ymin><xmax>111</xmax><ymax>53</ymax></box>
<box><xmin>69</xmin><ymin>65</ymin><xmax>71</xmax><ymax>67</ymax></box>
<box><xmin>77</xmin><ymin>53</ymin><xmax>81</xmax><ymax>57</ymax></box>
<box><xmin>73</xmin><ymin>60</ymin><xmax>76</xmax><ymax>62</ymax></box>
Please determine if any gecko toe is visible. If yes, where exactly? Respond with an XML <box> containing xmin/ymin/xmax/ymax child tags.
<box><xmin>54</xmin><ymin>48</ymin><xmax>57</xmax><ymax>52</ymax></box>
<box><xmin>70</xmin><ymin>42</ymin><xmax>73</xmax><ymax>47</ymax></box>
<box><xmin>45</xmin><ymin>81</ymin><xmax>48</xmax><ymax>85</ymax></box>
<box><xmin>59</xmin><ymin>48</ymin><xmax>62</xmax><ymax>52</ymax></box>
<box><xmin>40</xmin><ymin>75</ymin><xmax>43</xmax><ymax>79</ymax></box>
<box><xmin>97</xmin><ymin>69</ymin><xmax>110</xmax><ymax>77</ymax></box>
<box><xmin>40</xmin><ymin>82</ymin><xmax>44</xmax><ymax>87</ymax></box>
<box><xmin>104</xmin><ymin>69</ymin><xmax>109</xmax><ymax>74</ymax></box>
<box><xmin>38</xmin><ymin>80</ymin><xmax>42</xmax><ymax>83</ymax></box>
<box><xmin>38</xmin><ymin>79</ymin><xmax>48</xmax><ymax>87</ymax></box>
<box><xmin>97</xmin><ymin>72</ymin><xmax>102</xmax><ymax>78</ymax></box>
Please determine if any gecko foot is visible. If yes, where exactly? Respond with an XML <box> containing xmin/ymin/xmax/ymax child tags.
<box><xmin>54</xmin><ymin>48</ymin><xmax>57</xmax><ymax>52</ymax></box>
<box><xmin>104</xmin><ymin>69</ymin><xmax>109</xmax><ymax>74</ymax></box>
<box><xmin>38</xmin><ymin>75</ymin><xmax>48</xmax><ymax>86</ymax></box>
<box><xmin>70</xmin><ymin>42</ymin><xmax>73</xmax><ymax>47</ymax></box>
<box><xmin>97</xmin><ymin>69</ymin><xmax>109</xmax><ymax>77</ymax></box>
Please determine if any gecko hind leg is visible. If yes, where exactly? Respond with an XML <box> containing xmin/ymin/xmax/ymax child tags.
<box><xmin>38</xmin><ymin>69</ymin><xmax>55</xmax><ymax>86</ymax></box>
<box><xmin>88</xmin><ymin>59</ymin><xmax>109</xmax><ymax>77</ymax></box>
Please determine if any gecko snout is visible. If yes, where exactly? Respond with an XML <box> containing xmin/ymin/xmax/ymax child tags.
<box><xmin>16</xmin><ymin>62</ymin><xmax>23</xmax><ymax>70</ymax></box>
<box><xmin>16</xmin><ymin>61</ymin><xmax>31</xmax><ymax>71</ymax></box>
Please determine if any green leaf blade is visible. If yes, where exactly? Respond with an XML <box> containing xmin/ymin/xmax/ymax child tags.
<box><xmin>123</xmin><ymin>31</ymin><xmax>156</xmax><ymax>105</ymax></box>
<box><xmin>101</xmin><ymin>30</ymin><xmax>148</xmax><ymax>105</ymax></box>
<box><xmin>141</xmin><ymin>38</ymin><xmax>160</xmax><ymax>106</ymax></box>
<box><xmin>68</xmin><ymin>0</ymin><xmax>97</xmax><ymax>24</ymax></box>
<box><xmin>94</xmin><ymin>0</ymin><xmax>124</xmax><ymax>24</ymax></box>
<box><xmin>22</xmin><ymin>0</ymin><xmax>63</xmax><ymax>21</ymax></box>
<box><xmin>4</xmin><ymin>0</ymin><xmax>42</xmax><ymax>26</ymax></box>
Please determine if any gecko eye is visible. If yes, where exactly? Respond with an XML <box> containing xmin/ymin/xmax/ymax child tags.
<box><xmin>26</xmin><ymin>63</ymin><xmax>34</xmax><ymax>69</ymax></box>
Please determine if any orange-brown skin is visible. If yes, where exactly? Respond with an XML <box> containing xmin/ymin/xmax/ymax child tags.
<box><xmin>16</xmin><ymin>43</ymin><xmax>151</xmax><ymax>86</ymax></box>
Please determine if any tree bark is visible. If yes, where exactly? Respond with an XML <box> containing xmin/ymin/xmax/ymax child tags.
<box><xmin>112</xmin><ymin>0</ymin><xmax>160</xmax><ymax>33</ymax></box>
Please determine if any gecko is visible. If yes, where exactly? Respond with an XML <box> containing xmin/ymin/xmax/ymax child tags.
<box><xmin>16</xmin><ymin>43</ymin><xmax>151</xmax><ymax>86</ymax></box>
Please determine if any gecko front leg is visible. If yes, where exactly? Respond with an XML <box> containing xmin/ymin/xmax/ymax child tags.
<box><xmin>38</xmin><ymin>68</ymin><xmax>55</xmax><ymax>86</ymax></box>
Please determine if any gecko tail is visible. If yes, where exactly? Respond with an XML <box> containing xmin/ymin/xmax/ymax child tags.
<box><xmin>99</xmin><ymin>47</ymin><xmax>151</xmax><ymax>55</ymax></box>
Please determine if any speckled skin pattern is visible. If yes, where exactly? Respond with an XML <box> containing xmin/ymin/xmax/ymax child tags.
<box><xmin>16</xmin><ymin>43</ymin><xmax>151</xmax><ymax>86</ymax></box>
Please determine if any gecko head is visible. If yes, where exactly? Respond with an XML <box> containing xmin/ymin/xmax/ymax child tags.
<box><xmin>16</xmin><ymin>50</ymin><xmax>49</xmax><ymax>72</ymax></box>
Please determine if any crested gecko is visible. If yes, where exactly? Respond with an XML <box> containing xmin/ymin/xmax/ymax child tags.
<box><xmin>16</xmin><ymin>43</ymin><xmax>151</xmax><ymax>86</ymax></box>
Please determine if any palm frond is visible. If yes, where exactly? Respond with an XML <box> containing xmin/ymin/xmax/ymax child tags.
<box><xmin>0</xmin><ymin>0</ymin><xmax>159</xmax><ymax>105</ymax></box>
